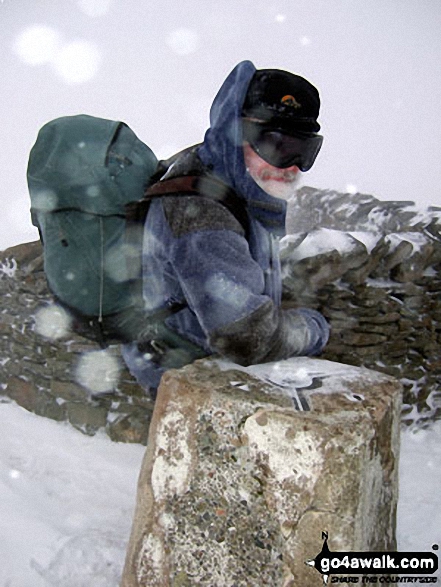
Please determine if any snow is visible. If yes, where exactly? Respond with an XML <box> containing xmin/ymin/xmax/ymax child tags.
<box><xmin>34</xmin><ymin>304</ymin><xmax>72</xmax><ymax>341</ymax></box>
<box><xmin>76</xmin><ymin>0</ymin><xmax>113</xmax><ymax>18</ymax></box>
<box><xmin>75</xmin><ymin>349</ymin><xmax>121</xmax><ymax>395</ymax></box>
<box><xmin>400</xmin><ymin>203</ymin><xmax>441</xmax><ymax>227</ymax></box>
<box><xmin>51</xmin><ymin>40</ymin><xmax>102</xmax><ymax>85</ymax></box>
<box><xmin>219</xmin><ymin>356</ymin><xmax>365</xmax><ymax>386</ymax></box>
<box><xmin>274</xmin><ymin>14</ymin><xmax>286</xmax><ymax>24</ymax></box>
<box><xmin>386</xmin><ymin>231</ymin><xmax>431</xmax><ymax>253</ymax></box>
<box><xmin>0</xmin><ymin>394</ymin><xmax>440</xmax><ymax>585</ymax></box>
<box><xmin>0</xmin><ymin>401</ymin><xmax>145</xmax><ymax>586</ymax></box>
<box><xmin>0</xmin><ymin>258</ymin><xmax>18</xmax><ymax>278</ymax></box>
<box><xmin>397</xmin><ymin>422</ymin><xmax>441</xmax><ymax>563</ymax></box>
<box><xmin>12</xmin><ymin>25</ymin><xmax>101</xmax><ymax>85</ymax></box>
<box><xmin>218</xmin><ymin>357</ymin><xmax>387</xmax><ymax>406</ymax></box>
<box><xmin>165</xmin><ymin>28</ymin><xmax>199</xmax><ymax>56</ymax></box>
<box><xmin>30</xmin><ymin>189</ymin><xmax>58</xmax><ymax>213</ymax></box>
<box><xmin>12</xmin><ymin>25</ymin><xmax>63</xmax><ymax>66</ymax></box>
<box><xmin>345</xmin><ymin>183</ymin><xmax>358</xmax><ymax>195</ymax></box>
<box><xmin>280</xmin><ymin>228</ymin><xmax>362</xmax><ymax>262</ymax></box>
<box><xmin>348</xmin><ymin>230</ymin><xmax>381</xmax><ymax>253</ymax></box>
<box><xmin>300</xmin><ymin>35</ymin><xmax>311</xmax><ymax>46</ymax></box>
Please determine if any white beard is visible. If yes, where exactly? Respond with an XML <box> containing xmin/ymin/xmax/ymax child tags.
<box><xmin>247</xmin><ymin>168</ymin><xmax>303</xmax><ymax>200</ymax></box>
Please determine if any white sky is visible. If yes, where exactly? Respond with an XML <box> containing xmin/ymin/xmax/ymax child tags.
<box><xmin>1</xmin><ymin>0</ymin><xmax>441</xmax><ymax>250</ymax></box>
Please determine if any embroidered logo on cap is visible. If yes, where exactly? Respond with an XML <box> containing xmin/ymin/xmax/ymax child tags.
<box><xmin>281</xmin><ymin>95</ymin><xmax>302</xmax><ymax>109</ymax></box>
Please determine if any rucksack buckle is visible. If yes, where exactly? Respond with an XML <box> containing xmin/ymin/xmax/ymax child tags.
<box><xmin>137</xmin><ymin>338</ymin><xmax>169</xmax><ymax>363</ymax></box>
<box><xmin>150</xmin><ymin>339</ymin><xmax>168</xmax><ymax>355</ymax></box>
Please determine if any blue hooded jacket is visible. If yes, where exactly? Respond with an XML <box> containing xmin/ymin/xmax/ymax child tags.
<box><xmin>122</xmin><ymin>60</ymin><xmax>329</xmax><ymax>392</ymax></box>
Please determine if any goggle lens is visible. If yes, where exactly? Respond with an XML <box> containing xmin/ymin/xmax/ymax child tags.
<box><xmin>243</xmin><ymin>122</ymin><xmax>323</xmax><ymax>171</ymax></box>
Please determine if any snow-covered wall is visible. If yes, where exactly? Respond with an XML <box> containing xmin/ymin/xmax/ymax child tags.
<box><xmin>0</xmin><ymin>187</ymin><xmax>440</xmax><ymax>439</ymax></box>
<box><xmin>283</xmin><ymin>187</ymin><xmax>441</xmax><ymax>427</ymax></box>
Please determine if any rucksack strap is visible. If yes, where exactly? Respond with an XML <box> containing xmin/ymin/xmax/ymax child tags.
<box><xmin>147</xmin><ymin>144</ymin><xmax>199</xmax><ymax>185</ymax></box>
<box><xmin>125</xmin><ymin>173</ymin><xmax>249</xmax><ymax>235</ymax></box>
<box><xmin>151</xmin><ymin>175</ymin><xmax>249</xmax><ymax>232</ymax></box>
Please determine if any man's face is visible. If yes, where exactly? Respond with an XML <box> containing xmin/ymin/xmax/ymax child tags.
<box><xmin>243</xmin><ymin>141</ymin><xmax>301</xmax><ymax>200</ymax></box>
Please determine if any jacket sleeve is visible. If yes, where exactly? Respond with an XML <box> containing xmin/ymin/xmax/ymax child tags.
<box><xmin>209</xmin><ymin>302</ymin><xmax>330</xmax><ymax>366</ymax></box>
<box><xmin>163</xmin><ymin>197</ymin><xmax>330</xmax><ymax>366</ymax></box>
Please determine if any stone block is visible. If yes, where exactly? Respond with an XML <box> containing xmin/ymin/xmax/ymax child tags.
<box><xmin>341</xmin><ymin>331</ymin><xmax>388</xmax><ymax>346</ymax></box>
<box><xmin>121</xmin><ymin>357</ymin><xmax>402</xmax><ymax>587</ymax></box>
<box><xmin>4</xmin><ymin>376</ymin><xmax>39</xmax><ymax>412</ymax></box>
<box><xmin>34</xmin><ymin>390</ymin><xmax>67</xmax><ymax>422</ymax></box>
<box><xmin>106</xmin><ymin>408</ymin><xmax>153</xmax><ymax>445</ymax></box>
<box><xmin>51</xmin><ymin>379</ymin><xmax>88</xmax><ymax>402</ymax></box>
<box><xmin>0</xmin><ymin>240</ymin><xmax>42</xmax><ymax>268</ymax></box>
<box><xmin>66</xmin><ymin>401</ymin><xmax>108</xmax><ymax>436</ymax></box>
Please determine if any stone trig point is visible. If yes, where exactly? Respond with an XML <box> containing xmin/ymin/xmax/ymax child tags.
<box><xmin>120</xmin><ymin>357</ymin><xmax>401</xmax><ymax>587</ymax></box>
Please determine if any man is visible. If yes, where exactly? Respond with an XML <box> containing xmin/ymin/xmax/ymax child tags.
<box><xmin>122</xmin><ymin>60</ymin><xmax>329</xmax><ymax>396</ymax></box>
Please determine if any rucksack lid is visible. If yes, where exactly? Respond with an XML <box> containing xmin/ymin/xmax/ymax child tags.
<box><xmin>27</xmin><ymin>114</ymin><xmax>157</xmax><ymax>217</ymax></box>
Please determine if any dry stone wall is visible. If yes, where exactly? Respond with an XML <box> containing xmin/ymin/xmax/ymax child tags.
<box><xmin>0</xmin><ymin>241</ymin><xmax>154</xmax><ymax>444</ymax></box>
<box><xmin>1</xmin><ymin>187</ymin><xmax>440</xmax><ymax>440</ymax></box>
<box><xmin>283</xmin><ymin>187</ymin><xmax>441</xmax><ymax>428</ymax></box>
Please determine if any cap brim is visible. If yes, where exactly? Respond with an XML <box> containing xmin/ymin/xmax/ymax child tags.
<box><xmin>242</xmin><ymin>107</ymin><xmax>320</xmax><ymax>133</ymax></box>
<box><xmin>270</xmin><ymin>116</ymin><xmax>321</xmax><ymax>134</ymax></box>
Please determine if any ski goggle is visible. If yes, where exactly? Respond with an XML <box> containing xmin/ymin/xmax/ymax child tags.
<box><xmin>242</xmin><ymin>119</ymin><xmax>323</xmax><ymax>171</ymax></box>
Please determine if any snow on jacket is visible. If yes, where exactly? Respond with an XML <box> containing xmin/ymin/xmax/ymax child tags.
<box><xmin>122</xmin><ymin>60</ymin><xmax>329</xmax><ymax>391</ymax></box>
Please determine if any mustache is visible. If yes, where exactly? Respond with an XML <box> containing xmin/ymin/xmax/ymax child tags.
<box><xmin>259</xmin><ymin>169</ymin><xmax>300</xmax><ymax>181</ymax></box>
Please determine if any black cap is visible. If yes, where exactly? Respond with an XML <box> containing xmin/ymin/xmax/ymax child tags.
<box><xmin>242</xmin><ymin>69</ymin><xmax>321</xmax><ymax>133</ymax></box>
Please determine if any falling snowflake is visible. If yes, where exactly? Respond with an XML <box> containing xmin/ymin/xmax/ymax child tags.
<box><xmin>75</xmin><ymin>350</ymin><xmax>121</xmax><ymax>394</ymax></box>
<box><xmin>30</xmin><ymin>189</ymin><xmax>58</xmax><ymax>212</ymax></box>
<box><xmin>12</xmin><ymin>25</ymin><xmax>62</xmax><ymax>66</ymax></box>
<box><xmin>76</xmin><ymin>0</ymin><xmax>112</xmax><ymax>18</ymax></box>
<box><xmin>13</xmin><ymin>24</ymin><xmax>101</xmax><ymax>85</ymax></box>
<box><xmin>34</xmin><ymin>304</ymin><xmax>72</xmax><ymax>340</ymax></box>
<box><xmin>51</xmin><ymin>40</ymin><xmax>101</xmax><ymax>84</ymax></box>
<box><xmin>165</xmin><ymin>28</ymin><xmax>199</xmax><ymax>56</ymax></box>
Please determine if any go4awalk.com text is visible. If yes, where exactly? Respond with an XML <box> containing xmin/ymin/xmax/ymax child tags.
<box><xmin>331</xmin><ymin>577</ymin><xmax>437</xmax><ymax>583</ymax></box>
<box><xmin>321</xmin><ymin>552</ymin><xmax>438</xmax><ymax>575</ymax></box>
<box><xmin>306</xmin><ymin>532</ymin><xmax>439</xmax><ymax>585</ymax></box>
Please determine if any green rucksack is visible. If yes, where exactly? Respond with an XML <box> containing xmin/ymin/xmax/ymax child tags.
<box><xmin>27</xmin><ymin>114</ymin><xmax>158</xmax><ymax>344</ymax></box>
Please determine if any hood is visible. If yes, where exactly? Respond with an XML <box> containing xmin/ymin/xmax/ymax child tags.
<box><xmin>198</xmin><ymin>60</ymin><xmax>287</xmax><ymax>236</ymax></box>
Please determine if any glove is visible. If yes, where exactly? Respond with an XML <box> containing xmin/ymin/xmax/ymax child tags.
<box><xmin>294</xmin><ymin>307</ymin><xmax>330</xmax><ymax>355</ymax></box>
